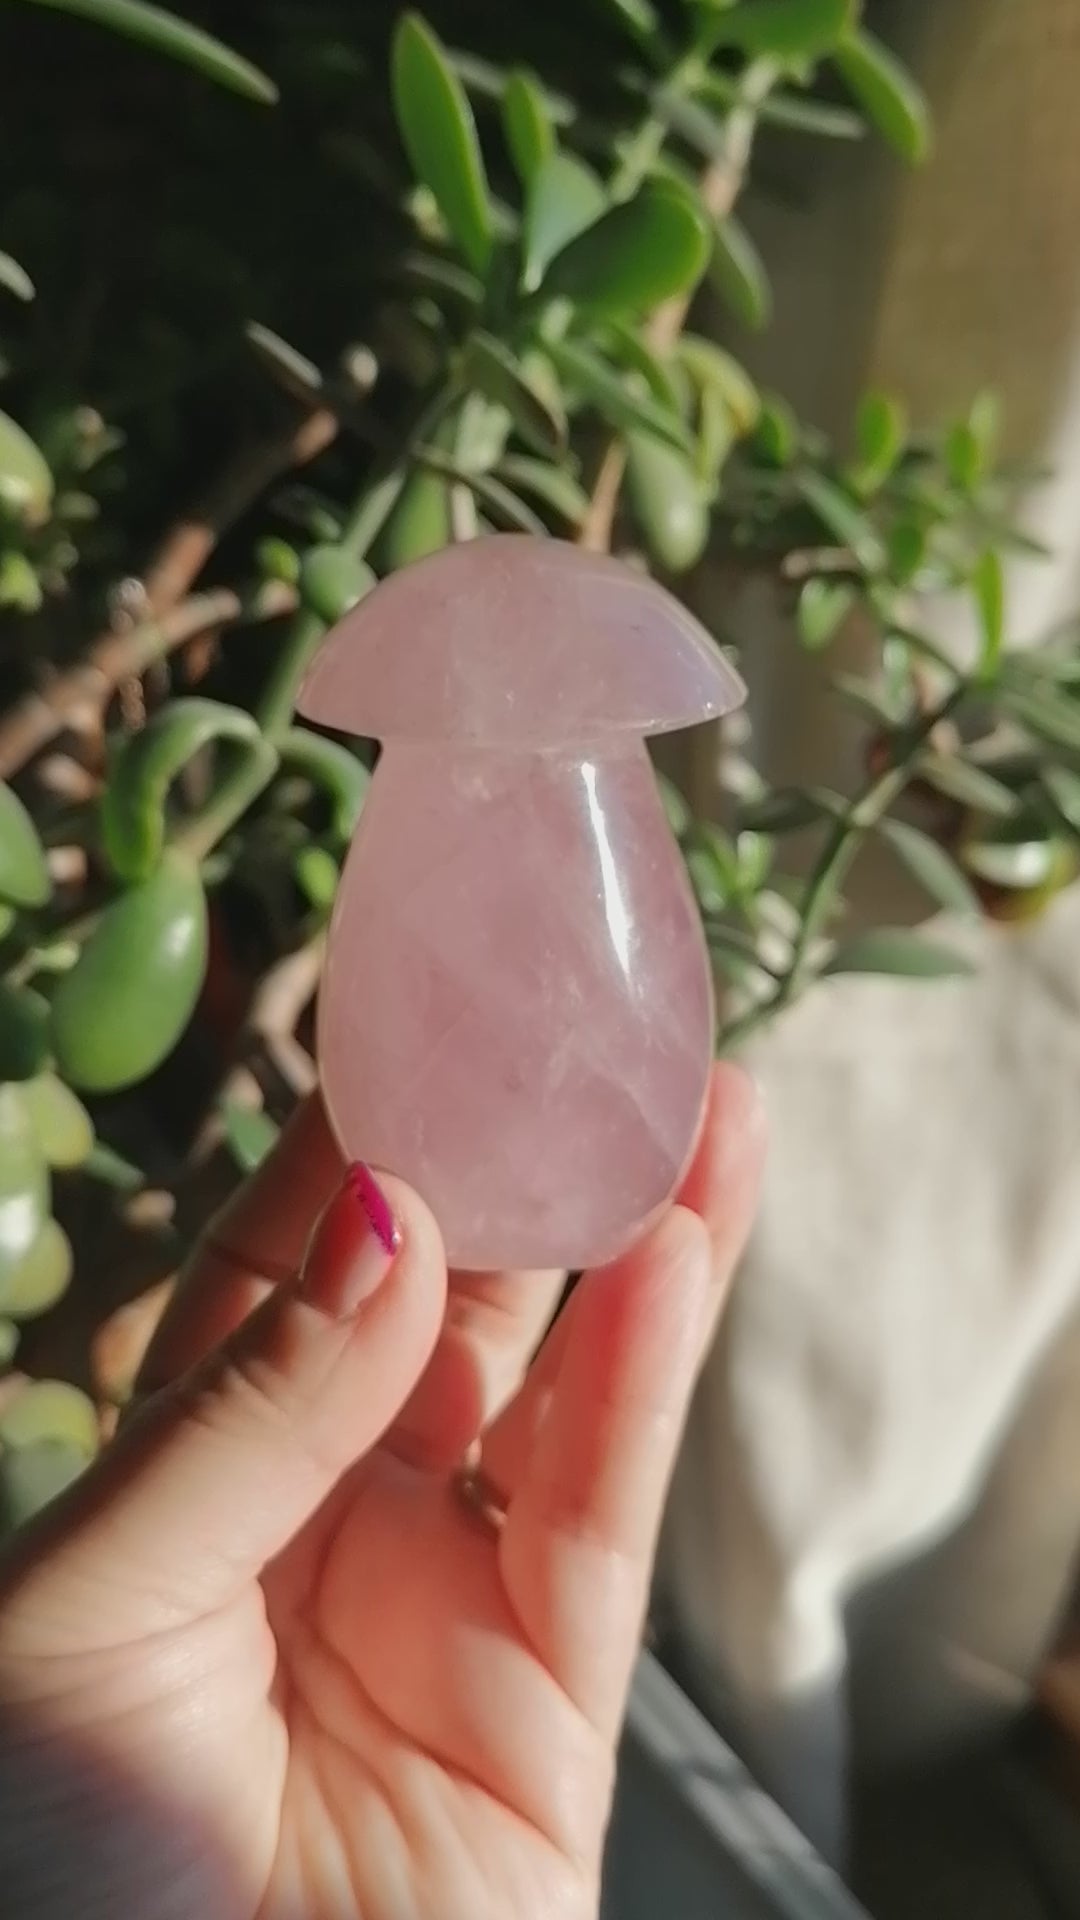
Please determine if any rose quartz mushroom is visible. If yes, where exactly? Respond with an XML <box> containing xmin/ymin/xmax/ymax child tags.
<box><xmin>298</xmin><ymin>534</ymin><xmax>745</xmax><ymax>1271</ymax></box>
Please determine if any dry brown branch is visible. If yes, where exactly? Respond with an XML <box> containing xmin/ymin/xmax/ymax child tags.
<box><xmin>140</xmin><ymin>406</ymin><xmax>338</xmax><ymax>615</ymax></box>
<box><xmin>191</xmin><ymin>932</ymin><xmax>326</xmax><ymax>1165</ymax></box>
<box><xmin>0</xmin><ymin>581</ymin><xmax>297</xmax><ymax>779</ymax></box>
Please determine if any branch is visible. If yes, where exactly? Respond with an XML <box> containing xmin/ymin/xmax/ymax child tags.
<box><xmin>0</xmin><ymin>582</ymin><xmax>297</xmax><ymax>780</ymax></box>
<box><xmin>139</xmin><ymin>405</ymin><xmax>338</xmax><ymax>615</ymax></box>
<box><xmin>579</xmin><ymin>62</ymin><xmax>775</xmax><ymax>555</ymax></box>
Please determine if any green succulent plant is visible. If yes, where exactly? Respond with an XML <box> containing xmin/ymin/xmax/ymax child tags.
<box><xmin>1</xmin><ymin>0</ymin><xmax>1078</xmax><ymax>1526</ymax></box>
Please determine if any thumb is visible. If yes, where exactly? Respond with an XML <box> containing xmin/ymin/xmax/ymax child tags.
<box><xmin>2</xmin><ymin>1165</ymin><xmax>446</xmax><ymax>1650</ymax></box>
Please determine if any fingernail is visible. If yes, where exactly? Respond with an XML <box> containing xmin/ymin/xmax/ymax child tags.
<box><xmin>299</xmin><ymin>1163</ymin><xmax>400</xmax><ymax>1318</ymax></box>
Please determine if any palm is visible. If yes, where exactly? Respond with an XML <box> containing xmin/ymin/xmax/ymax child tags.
<box><xmin>115</xmin><ymin>1457</ymin><xmax>601</xmax><ymax>1919</ymax></box>
<box><xmin>261</xmin><ymin>1461</ymin><xmax>601</xmax><ymax>1918</ymax></box>
<box><xmin>0</xmin><ymin>1071</ymin><xmax>762</xmax><ymax>1920</ymax></box>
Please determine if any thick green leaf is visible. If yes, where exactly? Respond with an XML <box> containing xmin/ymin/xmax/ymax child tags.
<box><xmin>602</xmin><ymin>321</ymin><xmax>685</xmax><ymax>416</ymax></box>
<box><xmin>0</xmin><ymin>1085</ymin><xmax>48</xmax><ymax>1293</ymax></box>
<box><xmin>832</xmin><ymin>671</ymin><xmax>900</xmax><ymax>725</ymax></box>
<box><xmin>626</xmin><ymin>435</ymin><xmax>711</xmax><ymax>573</ymax></box>
<box><xmin>376</xmin><ymin>470</ymin><xmax>451</xmax><ymax>569</ymax></box>
<box><xmin>50</xmin><ymin>852</ymin><xmax>208</xmax><ymax>1093</ymax></box>
<box><xmin>502</xmin><ymin>70</ymin><xmax>553</xmax><ymax>188</ymax></box>
<box><xmin>945</xmin><ymin>391</ymin><xmax>999</xmax><ymax>491</ymax></box>
<box><xmin>834</xmin><ymin>28</ymin><xmax>930</xmax><ymax>163</ymax></box>
<box><xmin>0</xmin><ymin>782</ymin><xmax>50</xmax><ymax>909</ymax></box>
<box><xmin>299</xmin><ymin>546</ymin><xmax>376</xmax><ymax>625</ymax></box>
<box><xmin>1003</xmin><ymin>686</ymin><xmax>1080</xmax><ymax>754</ymax></box>
<box><xmin>795</xmin><ymin>470</ymin><xmax>886</xmax><ymax>569</ymax></box>
<box><xmin>496</xmin><ymin>456</ymin><xmax>589</xmax><ymax>526</ymax></box>
<box><xmin>294</xmin><ymin>843</ymin><xmax>340</xmax><ymax>913</ymax></box>
<box><xmin>697</xmin><ymin>71</ymin><xmax>864</xmax><ymax>138</ymax></box>
<box><xmin>973</xmin><ymin>549</ymin><xmax>1005</xmax><ymax>677</ymax></box>
<box><xmin>20</xmin><ymin>1072</ymin><xmax>94</xmax><ymax>1169</ymax></box>
<box><xmin>1042</xmin><ymin>767</ymin><xmax>1080</xmax><ymax>834</ymax></box>
<box><xmin>887</xmin><ymin>518</ymin><xmax>928</xmax><ymax>583</ymax></box>
<box><xmin>710</xmin><ymin>215</ymin><xmax>771</xmax><ymax>330</ymax></box>
<box><xmin>102</xmin><ymin>700</ymin><xmax>263</xmax><ymax>885</ymax></box>
<box><xmin>878</xmin><ymin>818</ymin><xmax>980</xmax><ymax>916</ymax></box>
<box><xmin>278</xmin><ymin>730</ymin><xmax>370</xmax><ymax>844</ymax></box>
<box><xmin>463</xmin><ymin>332</ymin><xmax>567</xmax><ymax>456</ymax></box>
<box><xmin>420</xmin><ymin>459</ymin><xmax>547</xmax><ymax>535</ymax></box>
<box><xmin>221</xmin><ymin>1100</ymin><xmax>280</xmax><ymax>1174</ymax></box>
<box><xmin>917</xmin><ymin>753</ymin><xmax>1018</xmax><ymax>818</ymax></box>
<box><xmin>0</xmin><ymin>1440</ymin><xmax>88</xmax><ymax>1530</ymax></box>
<box><xmin>0</xmin><ymin>253</ymin><xmax>34</xmax><ymax>302</ymax></box>
<box><xmin>706</xmin><ymin>0</ymin><xmax>855</xmax><ymax>59</ymax></box>
<box><xmin>0</xmin><ymin>410</ymin><xmax>54</xmax><ymax>524</ymax></box>
<box><xmin>754</xmin><ymin>395</ymin><xmax>798</xmax><ymax>465</ymax></box>
<box><xmin>0</xmin><ymin>1378</ymin><xmax>98</xmax><ymax>1453</ymax></box>
<box><xmin>851</xmin><ymin>389</ymin><xmax>906</xmax><ymax>493</ymax></box>
<box><xmin>0</xmin><ymin>986</ymin><xmax>50</xmax><ymax>1083</ymax></box>
<box><xmin>522</xmin><ymin>152</ymin><xmax>607</xmax><ymax>289</ymax></box>
<box><xmin>825</xmin><ymin>929</ymin><xmax>974</xmax><ymax>980</ymax></box>
<box><xmin>594</xmin><ymin>0</ymin><xmax>661</xmax><ymax>48</ymax></box>
<box><xmin>678</xmin><ymin>336</ymin><xmax>760</xmax><ymax>433</ymax></box>
<box><xmin>797</xmin><ymin>578</ymin><xmax>856</xmax><ymax>650</ymax></box>
<box><xmin>542</xmin><ymin>337</ymin><xmax>691</xmax><ymax>451</ymax></box>
<box><xmin>1</xmin><ymin>1218</ymin><xmax>73</xmax><ymax>1319</ymax></box>
<box><xmin>541</xmin><ymin>180</ymin><xmax>710</xmax><ymax>317</ymax></box>
<box><xmin>739</xmin><ymin>787</ymin><xmax>839</xmax><ymax>833</ymax></box>
<box><xmin>0</xmin><ymin>553</ymin><xmax>43</xmax><ymax>613</ymax></box>
<box><xmin>23</xmin><ymin>0</ymin><xmax>276</xmax><ymax>102</ymax></box>
<box><xmin>694</xmin><ymin>383</ymin><xmax>736</xmax><ymax>484</ymax></box>
<box><xmin>962</xmin><ymin>837</ymin><xmax>1059</xmax><ymax>890</ymax></box>
<box><xmin>658</xmin><ymin>774</ymin><xmax>692</xmax><ymax>837</ymax></box>
<box><xmin>391</xmin><ymin>14</ymin><xmax>494</xmax><ymax>276</ymax></box>
<box><xmin>0</xmin><ymin>1321</ymin><xmax>17</xmax><ymax>1368</ymax></box>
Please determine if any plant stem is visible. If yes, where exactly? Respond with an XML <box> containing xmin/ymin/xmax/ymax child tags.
<box><xmin>580</xmin><ymin>56</ymin><xmax>777</xmax><ymax>553</ymax></box>
<box><xmin>716</xmin><ymin>687</ymin><xmax>965</xmax><ymax>1052</ymax></box>
<box><xmin>176</xmin><ymin>383</ymin><xmax>459</xmax><ymax>863</ymax></box>
<box><xmin>173</xmin><ymin>737</ymin><xmax>278</xmax><ymax>864</ymax></box>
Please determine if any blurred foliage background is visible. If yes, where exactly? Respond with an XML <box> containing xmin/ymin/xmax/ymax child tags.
<box><xmin>2</xmin><ymin>0</ymin><xmax>1079</xmax><ymax>1526</ymax></box>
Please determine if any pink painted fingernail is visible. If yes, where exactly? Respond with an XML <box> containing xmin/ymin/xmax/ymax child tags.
<box><xmin>299</xmin><ymin>1163</ymin><xmax>400</xmax><ymax>1318</ymax></box>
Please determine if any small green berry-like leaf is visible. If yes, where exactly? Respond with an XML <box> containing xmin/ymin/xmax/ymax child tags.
<box><xmin>0</xmin><ymin>986</ymin><xmax>51</xmax><ymax>1084</ymax></box>
<box><xmin>50</xmin><ymin>853</ymin><xmax>208</xmax><ymax>1093</ymax></box>
<box><xmin>0</xmin><ymin>410</ymin><xmax>54</xmax><ymax>525</ymax></box>
<box><xmin>0</xmin><ymin>781</ymin><xmax>51</xmax><ymax>909</ymax></box>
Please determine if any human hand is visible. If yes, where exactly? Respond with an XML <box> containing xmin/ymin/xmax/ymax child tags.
<box><xmin>0</xmin><ymin>1066</ymin><xmax>764</xmax><ymax>1920</ymax></box>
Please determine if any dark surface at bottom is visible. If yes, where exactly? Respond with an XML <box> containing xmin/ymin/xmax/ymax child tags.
<box><xmin>602</xmin><ymin>1655</ymin><xmax>867</xmax><ymax>1920</ymax></box>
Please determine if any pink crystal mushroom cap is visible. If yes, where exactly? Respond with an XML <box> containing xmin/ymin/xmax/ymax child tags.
<box><xmin>296</xmin><ymin>533</ymin><xmax>745</xmax><ymax>745</ymax></box>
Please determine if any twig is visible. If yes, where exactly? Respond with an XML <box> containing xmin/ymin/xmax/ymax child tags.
<box><xmin>781</xmin><ymin>546</ymin><xmax>857</xmax><ymax>582</ymax></box>
<box><xmin>717</xmin><ymin>688</ymin><xmax>965</xmax><ymax>1052</ymax></box>
<box><xmin>139</xmin><ymin>406</ymin><xmax>338</xmax><ymax>615</ymax></box>
<box><xmin>191</xmin><ymin>934</ymin><xmax>325</xmax><ymax>1165</ymax></box>
<box><xmin>0</xmin><ymin>582</ymin><xmax>297</xmax><ymax>780</ymax></box>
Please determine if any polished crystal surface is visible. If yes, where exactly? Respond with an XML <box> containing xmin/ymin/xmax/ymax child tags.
<box><xmin>298</xmin><ymin>535</ymin><xmax>745</xmax><ymax>1271</ymax></box>
<box><xmin>298</xmin><ymin>532</ymin><xmax>744</xmax><ymax>747</ymax></box>
<box><xmin>317</xmin><ymin>746</ymin><xmax>715</xmax><ymax>1269</ymax></box>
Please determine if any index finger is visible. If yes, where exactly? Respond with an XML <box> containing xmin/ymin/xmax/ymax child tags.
<box><xmin>137</xmin><ymin>1095</ymin><xmax>565</xmax><ymax>1466</ymax></box>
